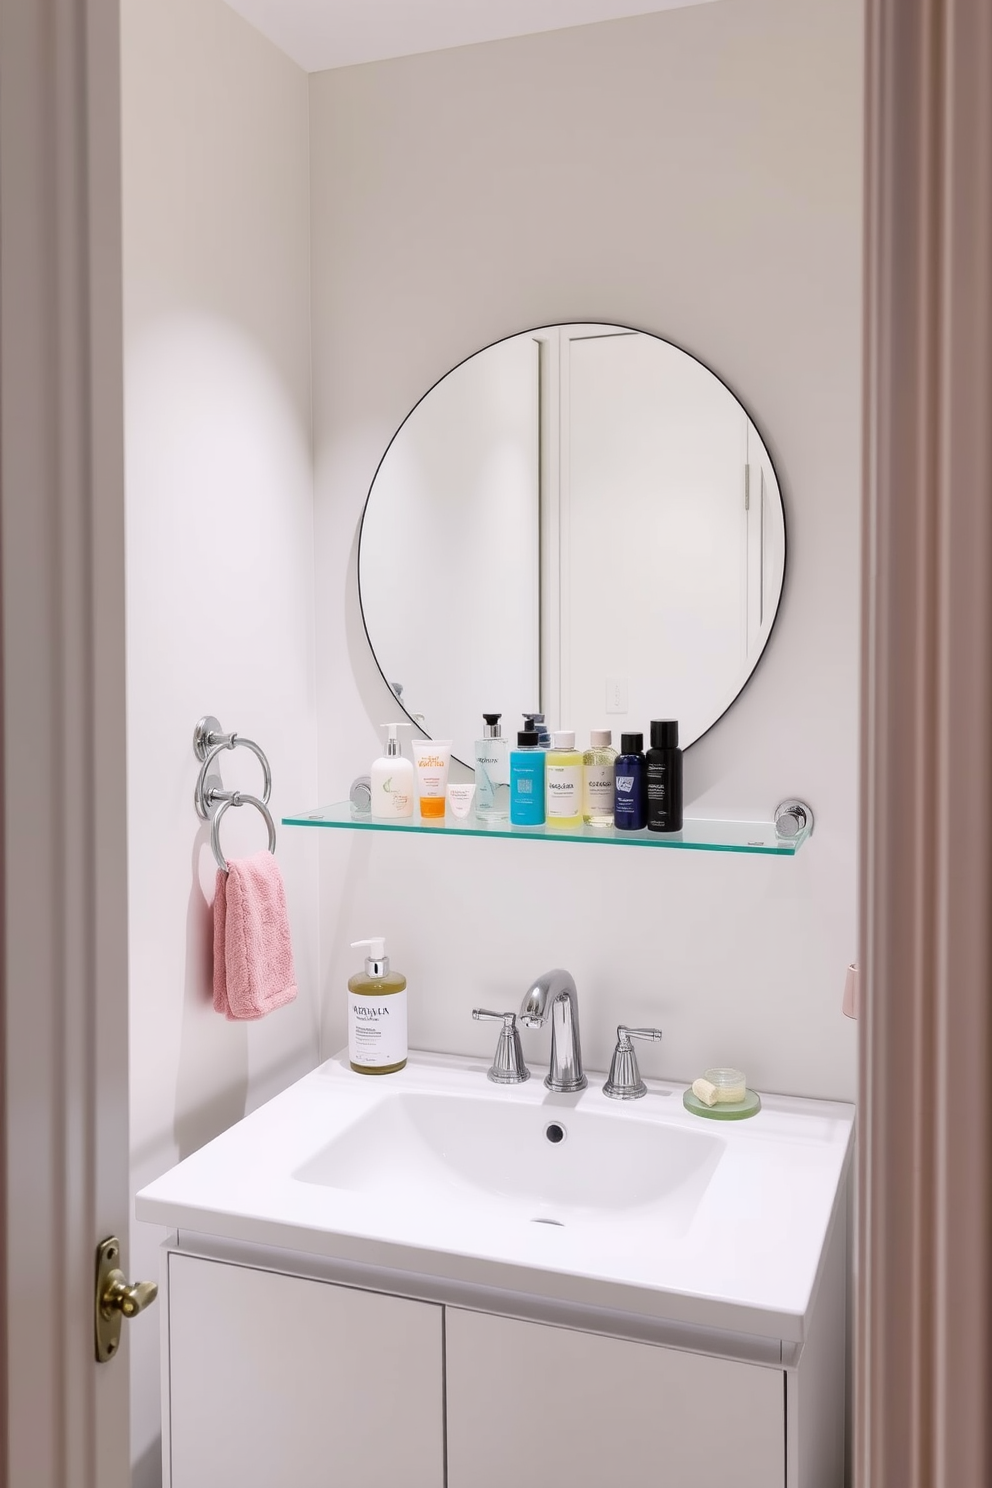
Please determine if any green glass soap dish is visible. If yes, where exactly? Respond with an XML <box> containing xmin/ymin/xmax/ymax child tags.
<box><xmin>683</xmin><ymin>1088</ymin><xmax>762</xmax><ymax>1120</ymax></box>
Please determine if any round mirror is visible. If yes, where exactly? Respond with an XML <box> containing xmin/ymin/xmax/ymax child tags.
<box><xmin>358</xmin><ymin>323</ymin><xmax>785</xmax><ymax>766</ymax></box>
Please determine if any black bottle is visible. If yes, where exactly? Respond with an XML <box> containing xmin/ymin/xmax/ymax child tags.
<box><xmin>614</xmin><ymin>733</ymin><xmax>647</xmax><ymax>831</ymax></box>
<box><xmin>646</xmin><ymin>720</ymin><xmax>683</xmax><ymax>832</ymax></box>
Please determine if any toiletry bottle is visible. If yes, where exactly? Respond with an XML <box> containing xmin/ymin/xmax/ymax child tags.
<box><xmin>510</xmin><ymin>723</ymin><xmax>546</xmax><ymax>825</ymax></box>
<box><xmin>583</xmin><ymin>729</ymin><xmax>618</xmax><ymax>827</ymax></box>
<box><xmin>412</xmin><ymin>739</ymin><xmax>452</xmax><ymax>819</ymax></box>
<box><xmin>524</xmin><ymin>712</ymin><xmax>552</xmax><ymax>749</ymax></box>
<box><xmin>545</xmin><ymin>730</ymin><xmax>583</xmax><ymax>828</ymax></box>
<box><xmin>614</xmin><ymin>732</ymin><xmax>647</xmax><ymax>831</ymax></box>
<box><xmin>371</xmin><ymin>723</ymin><xmax>414</xmax><ymax>818</ymax></box>
<box><xmin>474</xmin><ymin>713</ymin><xmax>509</xmax><ymax>822</ymax></box>
<box><xmin>646</xmin><ymin>719</ymin><xmax>684</xmax><ymax>832</ymax></box>
<box><xmin>348</xmin><ymin>938</ymin><xmax>407</xmax><ymax>1074</ymax></box>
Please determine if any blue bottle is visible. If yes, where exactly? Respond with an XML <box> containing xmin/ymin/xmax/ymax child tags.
<box><xmin>510</xmin><ymin>724</ymin><xmax>546</xmax><ymax>825</ymax></box>
<box><xmin>614</xmin><ymin>732</ymin><xmax>646</xmax><ymax>830</ymax></box>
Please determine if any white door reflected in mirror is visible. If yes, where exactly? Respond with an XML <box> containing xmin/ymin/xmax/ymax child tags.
<box><xmin>358</xmin><ymin>324</ymin><xmax>785</xmax><ymax>766</ymax></box>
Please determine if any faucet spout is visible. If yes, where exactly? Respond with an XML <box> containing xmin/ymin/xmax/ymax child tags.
<box><xmin>519</xmin><ymin>969</ymin><xmax>587</xmax><ymax>1094</ymax></box>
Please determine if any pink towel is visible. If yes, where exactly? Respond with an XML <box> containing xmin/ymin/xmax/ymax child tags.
<box><xmin>213</xmin><ymin>851</ymin><xmax>298</xmax><ymax>1020</ymax></box>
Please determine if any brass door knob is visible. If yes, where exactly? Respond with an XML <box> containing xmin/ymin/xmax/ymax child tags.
<box><xmin>102</xmin><ymin>1271</ymin><xmax>158</xmax><ymax>1319</ymax></box>
<box><xmin>95</xmin><ymin>1236</ymin><xmax>158</xmax><ymax>1362</ymax></box>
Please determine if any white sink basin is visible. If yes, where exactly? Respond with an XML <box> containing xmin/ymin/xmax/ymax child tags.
<box><xmin>295</xmin><ymin>1090</ymin><xmax>724</xmax><ymax>1234</ymax></box>
<box><xmin>136</xmin><ymin>1050</ymin><xmax>854</xmax><ymax>1345</ymax></box>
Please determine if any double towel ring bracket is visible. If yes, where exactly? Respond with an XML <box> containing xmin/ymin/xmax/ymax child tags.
<box><xmin>193</xmin><ymin>716</ymin><xmax>276</xmax><ymax>874</ymax></box>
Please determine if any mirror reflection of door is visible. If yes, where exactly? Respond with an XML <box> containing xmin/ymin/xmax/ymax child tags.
<box><xmin>359</xmin><ymin>335</ymin><xmax>540</xmax><ymax>743</ymax></box>
<box><xmin>358</xmin><ymin>323</ymin><xmax>785</xmax><ymax>766</ymax></box>
<box><xmin>555</xmin><ymin>328</ymin><xmax>772</xmax><ymax>744</ymax></box>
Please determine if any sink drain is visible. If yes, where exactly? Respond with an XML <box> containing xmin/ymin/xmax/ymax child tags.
<box><xmin>545</xmin><ymin>1122</ymin><xmax>566</xmax><ymax>1144</ymax></box>
<box><xmin>531</xmin><ymin>1217</ymin><xmax>565</xmax><ymax>1227</ymax></box>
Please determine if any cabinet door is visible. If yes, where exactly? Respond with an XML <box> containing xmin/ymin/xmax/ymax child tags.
<box><xmin>167</xmin><ymin>1254</ymin><xmax>444</xmax><ymax>1488</ymax></box>
<box><xmin>445</xmin><ymin>1309</ymin><xmax>783</xmax><ymax>1488</ymax></box>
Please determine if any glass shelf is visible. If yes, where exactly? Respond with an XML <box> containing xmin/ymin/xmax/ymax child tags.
<box><xmin>282</xmin><ymin>802</ymin><xmax>810</xmax><ymax>856</ymax></box>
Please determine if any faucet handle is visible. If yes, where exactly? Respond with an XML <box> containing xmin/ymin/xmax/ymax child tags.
<box><xmin>473</xmin><ymin>1009</ymin><xmax>531</xmax><ymax>1086</ymax></box>
<box><xmin>603</xmin><ymin>1024</ymin><xmax>663</xmax><ymax>1100</ymax></box>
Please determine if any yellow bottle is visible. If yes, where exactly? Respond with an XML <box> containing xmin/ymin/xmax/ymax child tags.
<box><xmin>348</xmin><ymin>937</ymin><xmax>408</xmax><ymax>1074</ymax></box>
<box><xmin>545</xmin><ymin>730</ymin><xmax>583</xmax><ymax>828</ymax></box>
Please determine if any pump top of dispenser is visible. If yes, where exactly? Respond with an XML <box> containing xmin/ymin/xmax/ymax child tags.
<box><xmin>552</xmin><ymin>730</ymin><xmax>576</xmax><ymax>750</ymax></box>
<box><xmin>379</xmin><ymin>722</ymin><xmax>411</xmax><ymax>757</ymax></box>
<box><xmin>517</xmin><ymin>724</ymin><xmax>540</xmax><ymax>747</ymax></box>
<box><xmin>620</xmin><ymin>732</ymin><xmax>644</xmax><ymax>754</ymax></box>
<box><xmin>650</xmin><ymin>720</ymin><xmax>679</xmax><ymax>749</ymax></box>
<box><xmin>482</xmin><ymin>713</ymin><xmax>502</xmax><ymax>737</ymax></box>
<box><xmin>351</xmin><ymin>938</ymin><xmax>389</xmax><ymax>977</ymax></box>
<box><xmin>524</xmin><ymin>712</ymin><xmax>551</xmax><ymax>747</ymax></box>
<box><xmin>590</xmin><ymin>729</ymin><xmax>613</xmax><ymax>748</ymax></box>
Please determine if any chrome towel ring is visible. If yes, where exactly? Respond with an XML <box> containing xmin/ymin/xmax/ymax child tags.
<box><xmin>193</xmin><ymin>715</ymin><xmax>272</xmax><ymax>821</ymax></box>
<box><xmin>193</xmin><ymin>715</ymin><xmax>278</xmax><ymax>872</ymax></box>
<box><xmin>209</xmin><ymin>791</ymin><xmax>277</xmax><ymax>875</ymax></box>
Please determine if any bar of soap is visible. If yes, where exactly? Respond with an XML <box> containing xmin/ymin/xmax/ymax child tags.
<box><xmin>691</xmin><ymin>1077</ymin><xmax>719</xmax><ymax>1107</ymax></box>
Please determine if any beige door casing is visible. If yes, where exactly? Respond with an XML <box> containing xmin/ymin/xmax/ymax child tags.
<box><xmin>0</xmin><ymin>0</ymin><xmax>131</xmax><ymax>1484</ymax></box>
<box><xmin>860</xmin><ymin>0</ymin><xmax>992</xmax><ymax>1484</ymax></box>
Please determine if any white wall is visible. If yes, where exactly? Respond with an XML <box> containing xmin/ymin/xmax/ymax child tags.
<box><xmin>309</xmin><ymin>0</ymin><xmax>862</xmax><ymax>1099</ymax></box>
<box><xmin>121</xmin><ymin>1</ymin><xmax>317</xmax><ymax>1481</ymax></box>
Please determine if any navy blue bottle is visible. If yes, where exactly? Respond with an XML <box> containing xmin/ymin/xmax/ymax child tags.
<box><xmin>614</xmin><ymin>733</ymin><xmax>646</xmax><ymax>830</ymax></box>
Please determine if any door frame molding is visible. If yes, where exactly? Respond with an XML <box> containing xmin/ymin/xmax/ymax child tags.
<box><xmin>859</xmin><ymin>0</ymin><xmax>992</xmax><ymax>1482</ymax></box>
<box><xmin>0</xmin><ymin>1</ymin><xmax>130</xmax><ymax>1484</ymax></box>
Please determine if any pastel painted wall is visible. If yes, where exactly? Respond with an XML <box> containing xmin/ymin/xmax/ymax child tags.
<box><xmin>121</xmin><ymin>1</ymin><xmax>317</xmax><ymax>1480</ymax></box>
<box><xmin>308</xmin><ymin>0</ymin><xmax>863</xmax><ymax>1098</ymax></box>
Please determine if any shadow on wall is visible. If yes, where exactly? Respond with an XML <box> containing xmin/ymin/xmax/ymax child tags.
<box><xmin>131</xmin><ymin>1436</ymin><xmax>162</xmax><ymax>1488</ymax></box>
<box><xmin>174</xmin><ymin>828</ymin><xmax>249</xmax><ymax>1160</ymax></box>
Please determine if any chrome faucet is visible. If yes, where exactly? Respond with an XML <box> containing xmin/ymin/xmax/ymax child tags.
<box><xmin>519</xmin><ymin>969</ymin><xmax>587</xmax><ymax>1093</ymax></box>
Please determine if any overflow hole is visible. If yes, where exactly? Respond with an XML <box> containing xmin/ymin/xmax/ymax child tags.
<box><xmin>545</xmin><ymin>1122</ymin><xmax>566</xmax><ymax>1144</ymax></box>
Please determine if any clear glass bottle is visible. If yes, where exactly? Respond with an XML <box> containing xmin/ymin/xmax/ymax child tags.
<box><xmin>583</xmin><ymin>729</ymin><xmax>618</xmax><ymax>826</ymax></box>
<box><xmin>474</xmin><ymin>713</ymin><xmax>509</xmax><ymax>822</ymax></box>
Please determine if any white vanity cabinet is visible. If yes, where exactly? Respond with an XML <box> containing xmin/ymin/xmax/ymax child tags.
<box><xmin>165</xmin><ymin>1254</ymin><xmax>445</xmax><ymax>1488</ymax></box>
<box><xmin>159</xmin><ymin>1244</ymin><xmax>840</xmax><ymax>1488</ymax></box>
<box><xmin>444</xmin><ymin>1308</ymin><xmax>784</xmax><ymax>1488</ymax></box>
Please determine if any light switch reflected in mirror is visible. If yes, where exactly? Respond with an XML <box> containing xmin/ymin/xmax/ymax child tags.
<box><xmin>358</xmin><ymin>323</ymin><xmax>786</xmax><ymax>766</ymax></box>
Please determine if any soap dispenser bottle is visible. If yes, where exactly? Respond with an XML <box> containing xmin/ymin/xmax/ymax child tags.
<box><xmin>524</xmin><ymin>712</ymin><xmax>552</xmax><ymax>749</ymax></box>
<box><xmin>348</xmin><ymin>938</ymin><xmax>408</xmax><ymax>1074</ymax></box>
<box><xmin>371</xmin><ymin>723</ymin><xmax>414</xmax><ymax>818</ymax></box>
<box><xmin>510</xmin><ymin>721</ymin><xmax>546</xmax><ymax>825</ymax></box>
<box><xmin>474</xmin><ymin>713</ymin><xmax>509</xmax><ymax>822</ymax></box>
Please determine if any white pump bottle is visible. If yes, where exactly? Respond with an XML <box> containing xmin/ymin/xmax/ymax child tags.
<box><xmin>371</xmin><ymin>722</ymin><xmax>414</xmax><ymax>818</ymax></box>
